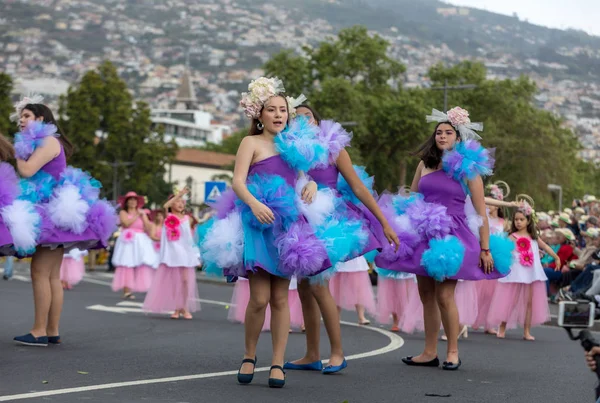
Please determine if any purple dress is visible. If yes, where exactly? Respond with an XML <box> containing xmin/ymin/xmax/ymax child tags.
<box><xmin>308</xmin><ymin>164</ymin><xmax>382</xmax><ymax>262</ymax></box>
<box><xmin>376</xmin><ymin>170</ymin><xmax>504</xmax><ymax>281</ymax></box>
<box><xmin>0</xmin><ymin>162</ymin><xmax>18</xmax><ymax>255</ymax></box>
<box><xmin>231</xmin><ymin>155</ymin><xmax>332</xmax><ymax>279</ymax></box>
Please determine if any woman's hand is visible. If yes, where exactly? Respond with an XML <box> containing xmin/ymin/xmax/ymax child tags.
<box><xmin>251</xmin><ymin>202</ymin><xmax>275</xmax><ymax>225</ymax></box>
<box><xmin>479</xmin><ymin>250</ymin><xmax>494</xmax><ymax>274</ymax></box>
<box><xmin>383</xmin><ymin>224</ymin><xmax>400</xmax><ymax>252</ymax></box>
<box><xmin>301</xmin><ymin>181</ymin><xmax>317</xmax><ymax>204</ymax></box>
<box><xmin>585</xmin><ymin>347</ymin><xmax>600</xmax><ymax>371</ymax></box>
<box><xmin>554</xmin><ymin>259</ymin><xmax>562</xmax><ymax>272</ymax></box>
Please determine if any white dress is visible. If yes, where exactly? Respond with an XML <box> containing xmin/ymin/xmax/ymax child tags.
<box><xmin>161</xmin><ymin>215</ymin><xmax>201</xmax><ymax>268</ymax></box>
<box><xmin>335</xmin><ymin>256</ymin><xmax>370</xmax><ymax>272</ymax></box>
<box><xmin>112</xmin><ymin>215</ymin><xmax>158</xmax><ymax>269</ymax></box>
<box><xmin>499</xmin><ymin>239</ymin><xmax>547</xmax><ymax>284</ymax></box>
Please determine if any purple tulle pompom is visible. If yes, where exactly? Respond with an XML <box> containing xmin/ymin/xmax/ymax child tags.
<box><xmin>442</xmin><ymin>140</ymin><xmax>495</xmax><ymax>182</ymax></box>
<box><xmin>0</xmin><ymin>162</ymin><xmax>18</xmax><ymax>208</ymax></box>
<box><xmin>406</xmin><ymin>201</ymin><xmax>454</xmax><ymax>240</ymax></box>
<box><xmin>379</xmin><ymin>229</ymin><xmax>421</xmax><ymax>262</ymax></box>
<box><xmin>276</xmin><ymin>221</ymin><xmax>328</xmax><ymax>277</ymax></box>
<box><xmin>86</xmin><ymin>200</ymin><xmax>118</xmax><ymax>243</ymax></box>
<box><xmin>14</xmin><ymin>122</ymin><xmax>58</xmax><ymax>160</ymax></box>
<box><xmin>318</xmin><ymin>120</ymin><xmax>352</xmax><ymax>166</ymax></box>
<box><xmin>209</xmin><ymin>187</ymin><xmax>237</xmax><ymax>219</ymax></box>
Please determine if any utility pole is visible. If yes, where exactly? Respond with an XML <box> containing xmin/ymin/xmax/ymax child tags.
<box><xmin>431</xmin><ymin>79</ymin><xmax>477</xmax><ymax>112</ymax></box>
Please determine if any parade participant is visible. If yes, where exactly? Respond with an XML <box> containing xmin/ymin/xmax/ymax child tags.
<box><xmin>329</xmin><ymin>256</ymin><xmax>376</xmax><ymax>325</ymax></box>
<box><xmin>0</xmin><ymin>133</ymin><xmax>17</xmax><ymax>260</ymax></box>
<box><xmin>284</xmin><ymin>104</ymin><xmax>398</xmax><ymax>375</ymax></box>
<box><xmin>487</xmin><ymin>202</ymin><xmax>560</xmax><ymax>340</ymax></box>
<box><xmin>111</xmin><ymin>191</ymin><xmax>158</xmax><ymax>298</ymax></box>
<box><xmin>143</xmin><ymin>188</ymin><xmax>201</xmax><ymax>319</ymax></box>
<box><xmin>10</xmin><ymin>98</ymin><xmax>116</xmax><ymax>346</ymax></box>
<box><xmin>375</xmin><ymin>107</ymin><xmax>514</xmax><ymax>370</ymax></box>
<box><xmin>149</xmin><ymin>209</ymin><xmax>165</xmax><ymax>253</ymax></box>
<box><xmin>59</xmin><ymin>248</ymin><xmax>88</xmax><ymax>290</ymax></box>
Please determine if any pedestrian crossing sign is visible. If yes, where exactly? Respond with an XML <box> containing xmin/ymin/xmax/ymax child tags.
<box><xmin>205</xmin><ymin>181</ymin><xmax>227</xmax><ymax>203</ymax></box>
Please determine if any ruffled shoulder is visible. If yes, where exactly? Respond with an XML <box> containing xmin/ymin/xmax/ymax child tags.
<box><xmin>337</xmin><ymin>165</ymin><xmax>374</xmax><ymax>205</ymax></box>
<box><xmin>275</xmin><ymin>116</ymin><xmax>328</xmax><ymax>172</ymax></box>
<box><xmin>317</xmin><ymin>120</ymin><xmax>352</xmax><ymax>167</ymax></box>
<box><xmin>15</xmin><ymin>121</ymin><xmax>59</xmax><ymax>160</ymax></box>
<box><xmin>442</xmin><ymin>140</ymin><xmax>494</xmax><ymax>182</ymax></box>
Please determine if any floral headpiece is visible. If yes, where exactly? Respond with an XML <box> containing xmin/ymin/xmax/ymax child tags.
<box><xmin>286</xmin><ymin>94</ymin><xmax>307</xmax><ymax>119</ymax></box>
<box><xmin>239</xmin><ymin>77</ymin><xmax>285</xmax><ymax>119</ymax></box>
<box><xmin>488</xmin><ymin>184</ymin><xmax>504</xmax><ymax>201</ymax></box>
<box><xmin>518</xmin><ymin>201</ymin><xmax>533</xmax><ymax>217</ymax></box>
<box><xmin>10</xmin><ymin>94</ymin><xmax>44</xmax><ymax>122</ymax></box>
<box><xmin>426</xmin><ymin>107</ymin><xmax>483</xmax><ymax>141</ymax></box>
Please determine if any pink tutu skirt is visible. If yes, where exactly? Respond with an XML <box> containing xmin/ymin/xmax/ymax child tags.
<box><xmin>376</xmin><ymin>277</ymin><xmax>418</xmax><ymax>325</ymax></box>
<box><xmin>111</xmin><ymin>266</ymin><xmax>136</xmax><ymax>292</ymax></box>
<box><xmin>454</xmin><ymin>281</ymin><xmax>478</xmax><ymax>326</ymax></box>
<box><xmin>329</xmin><ymin>271</ymin><xmax>376</xmax><ymax>314</ymax></box>
<box><xmin>143</xmin><ymin>265</ymin><xmax>200</xmax><ymax>313</ymax></box>
<box><xmin>134</xmin><ymin>265</ymin><xmax>155</xmax><ymax>293</ymax></box>
<box><xmin>289</xmin><ymin>289</ymin><xmax>304</xmax><ymax>330</ymax></box>
<box><xmin>60</xmin><ymin>257</ymin><xmax>85</xmax><ymax>286</ymax></box>
<box><xmin>473</xmin><ymin>279</ymin><xmax>497</xmax><ymax>329</ymax></box>
<box><xmin>486</xmin><ymin>281</ymin><xmax>550</xmax><ymax>329</ymax></box>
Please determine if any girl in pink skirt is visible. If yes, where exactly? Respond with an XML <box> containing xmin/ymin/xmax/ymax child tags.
<box><xmin>111</xmin><ymin>191</ymin><xmax>158</xmax><ymax>298</ymax></box>
<box><xmin>487</xmin><ymin>202</ymin><xmax>561</xmax><ymax>340</ymax></box>
<box><xmin>143</xmin><ymin>188</ymin><xmax>200</xmax><ymax>319</ymax></box>
<box><xmin>228</xmin><ymin>277</ymin><xmax>304</xmax><ymax>332</ymax></box>
<box><xmin>329</xmin><ymin>256</ymin><xmax>376</xmax><ymax>325</ymax></box>
<box><xmin>375</xmin><ymin>267</ymin><xmax>423</xmax><ymax>333</ymax></box>
<box><xmin>60</xmin><ymin>248</ymin><xmax>88</xmax><ymax>290</ymax></box>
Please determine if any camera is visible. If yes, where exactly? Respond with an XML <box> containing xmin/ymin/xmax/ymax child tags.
<box><xmin>558</xmin><ymin>301</ymin><xmax>600</xmax><ymax>401</ymax></box>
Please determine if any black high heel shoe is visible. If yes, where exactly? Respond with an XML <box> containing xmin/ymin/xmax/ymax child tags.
<box><xmin>237</xmin><ymin>356</ymin><xmax>257</xmax><ymax>384</ymax></box>
<box><xmin>268</xmin><ymin>365</ymin><xmax>286</xmax><ymax>388</ymax></box>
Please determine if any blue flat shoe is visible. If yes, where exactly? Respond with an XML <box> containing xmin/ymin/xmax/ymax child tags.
<box><xmin>48</xmin><ymin>336</ymin><xmax>61</xmax><ymax>345</ymax></box>
<box><xmin>283</xmin><ymin>360</ymin><xmax>323</xmax><ymax>371</ymax></box>
<box><xmin>268</xmin><ymin>365</ymin><xmax>286</xmax><ymax>388</ymax></box>
<box><xmin>14</xmin><ymin>333</ymin><xmax>48</xmax><ymax>347</ymax></box>
<box><xmin>322</xmin><ymin>359</ymin><xmax>347</xmax><ymax>374</ymax></box>
<box><xmin>237</xmin><ymin>356</ymin><xmax>257</xmax><ymax>385</ymax></box>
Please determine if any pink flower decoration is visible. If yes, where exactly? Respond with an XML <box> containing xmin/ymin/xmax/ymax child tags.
<box><xmin>519</xmin><ymin>251</ymin><xmax>534</xmax><ymax>267</ymax></box>
<box><xmin>515</xmin><ymin>237</ymin><xmax>531</xmax><ymax>252</ymax></box>
<box><xmin>167</xmin><ymin>228</ymin><xmax>181</xmax><ymax>242</ymax></box>
<box><xmin>153</xmin><ymin>241</ymin><xmax>160</xmax><ymax>251</ymax></box>
<box><xmin>446</xmin><ymin>107</ymin><xmax>471</xmax><ymax>127</ymax></box>
<box><xmin>489</xmin><ymin>185</ymin><xmax>503</xmax><ymax>201</ymax></box>
<box><xmin>123</xmin><ymin>230</ymin><xmax>135</xmax><ymax>242</ymax></box>
<box><xmin>164</xmin><ymin>214</ymin><xmax>180</xmax><ymax>230</ymax></box>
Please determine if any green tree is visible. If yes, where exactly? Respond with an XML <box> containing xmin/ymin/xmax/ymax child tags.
<box><xmin>0</xmin><ymin>73</ymin><xmax>14</xmax><ymax>138</ymax></box>
<box><xmin>59</xmin><ymin>61</ymin><xmax>178</xmax><ymax>204</ymax></box>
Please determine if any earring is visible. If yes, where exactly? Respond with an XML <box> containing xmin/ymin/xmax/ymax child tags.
<box><xmin>257</xmin><ymin>122</ymin><xmax>264</xmax><ymax>130</ymax></box>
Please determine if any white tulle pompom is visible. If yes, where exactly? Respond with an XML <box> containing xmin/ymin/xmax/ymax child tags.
<box><xmin>203</xmin><ymin>211</ymin><xmax>244</xmax><ymax>268</ymax></box>
<box><xmin>464</xmin><ymin>195</ymin><xmax>483</xmax><ymax>240</ymax></box>
<box><xmin>1</xmin><ymin>200</ymin><xmax>41</xmax><ymax>254</ymax></box>
<box><xmin>48</xmin><ymin>184</ymin><xmax>90</xmax><ymax>234</ymax></box>
<box><xmin>294</xmin><ymin>175</ymin><xmax>336</xmax><ymax>227</ymax></box>
<box><xmin>394</xmin><ymin>214</ymin><xmax>415</xmax><ymax>232</ymax></box>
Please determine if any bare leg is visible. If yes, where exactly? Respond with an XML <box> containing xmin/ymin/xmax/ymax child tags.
<box><xmin>411</xmin><ymin>276</ymin><xmax>441</xmax><ymax>362</ymax></box>
<box><xmin>269</xmin><ymin>275</ymin><xmax>291</xmax><ymax>381</ymax></box>
<box><xmin>46</xmin><ymin>248</ymin><xmax>64</xmax><ymax>337</ymax></box>
<box><xmin>240</xmin><ymin>270</ymin><xmax>271</xmax><ymax>375</ymax></box>
<box><xmin>523</xmin><ymin>285</ymin><xmax>535</xmax><ymax>341</ymax></box>
<box><xmin>30</xmin><ymin>248</ymin><xmax>63</xmax><ymax>337</ymax></box>
<box><xmin>497</xmin><ymin>322</ymin><xmax>507</xmax><ymax>338</ymax></box>
<box><xmin>436</xmin><ymin>280</ymin><xmax>459</xmax><ymax>364</ymax></box>
<box><xmin>313</xmin><ymin>281</ymin><xmax>344</xmax><ymax>366</ymax></box>
<box><xmin>291</xmin><ymin>280</ymin><xmax>321</xmax><ymax>364</ymax></box>
<box><xmin>391</xmin><ymin>313</ymin><xmax>399</xmax><ymax>329</ymax></box>
<box><xmin>356</xmin><ymin>304</ymin><xmax>369</xmax><ymax>324</ymax></box>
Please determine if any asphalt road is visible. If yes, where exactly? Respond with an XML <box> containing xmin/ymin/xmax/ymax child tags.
<box><xmin>0</xmin><ymin>266</ymin><xmax>596</xmax><ymax>403</ymax></box>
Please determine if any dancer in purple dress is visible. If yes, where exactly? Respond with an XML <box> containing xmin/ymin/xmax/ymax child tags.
<box><xmin>0</xmin><ymin>134</ymin><xmax>17</xmax><ymax>256</ymax></box>
<box><xmin>9</xmin><ymin>98</ymin><xmax>116</xmax><ymax>346</ymax></box>
<box><xmin>376</xmin><ymin>107</ymin><xmax>514</xmax><ymax>370</ymax></box>
<box><xmin>284</xmin><ymin>104</ymin><xmax>398</xmax><ymax>374</ymax></box>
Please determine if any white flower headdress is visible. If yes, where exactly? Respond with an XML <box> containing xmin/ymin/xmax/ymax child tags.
<box><xmin>10</xmin><ymin>94</ymin><xmax>45</xmax><ymax>122</ymax></box>
<box><xmin>286</xmin><ymin>94</ymin><xmax>307</xmax><ymax>119</ymax></box>
<box><xmin>239</xmin><ymin>77</ymin><xmax>285</xmax><ymax>119</ymax></box>
<box><xmin>426</xmin><ymin>106</ymin><xmax>483</xmax><ymax>141</ymax></box>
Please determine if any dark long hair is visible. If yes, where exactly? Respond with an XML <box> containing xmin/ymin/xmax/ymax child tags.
<box><xmin>247</xmin><ymin>95</ymin><xmax>290</xmax><ymax>136</ymax></box>
<box><xmin>510</xmin><ymin>211</ymin><xmax>539</xmax><ymax>240</ymax></box>
<box><xmin>23</xmin><ymin>103</ymin><xmax>74</xmax><ymax>159</ymax></box>
<box><xmin>0</xmin><ymin>133</ymin><xmax>15</xmax><ymax>161</ymax></box>
<box><xmin>296</xmin><ymin>104</ymin><xmax>322</xmax><ymax>125</ymax></box>
<box><xmin>412</xmin><ymin>122</ymin><xmax>460</xmax><ymax>169</ymax></box>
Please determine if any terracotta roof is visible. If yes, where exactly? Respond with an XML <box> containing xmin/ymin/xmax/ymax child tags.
<box><xmin>175</xmin><ymin>148</ymin><xmax>235</xmax><ymax>168</ymax></box>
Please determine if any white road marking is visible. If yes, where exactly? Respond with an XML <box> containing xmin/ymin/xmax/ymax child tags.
<box><xmin>2</xmin><ymin>278</ymin><xmax>405</xmax><ymax>402</ymax></box>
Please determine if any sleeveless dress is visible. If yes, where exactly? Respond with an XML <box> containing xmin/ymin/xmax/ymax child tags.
<box><xmin>374</xmin><ymin>140</ymin><xmax>514</xmax><ymax>282</ymax></box>
<box><xmin>5</xmin><ymin>121</ymin><xmax>117</xmax><ymax>256</ymax></box>
<box><xmin>143</xmin><ymin>215</ymin><xmax>201</xmax><ymax>314</ymax></box>
<box><xmin>486</xmin><ymin>238</ymin><xmax>550</xmax><ymax>329</ymax></box>
<box><xmin>111</xmin><ymin>214</ymin><xmax>158</xmax><ymax>293</ymax></box>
